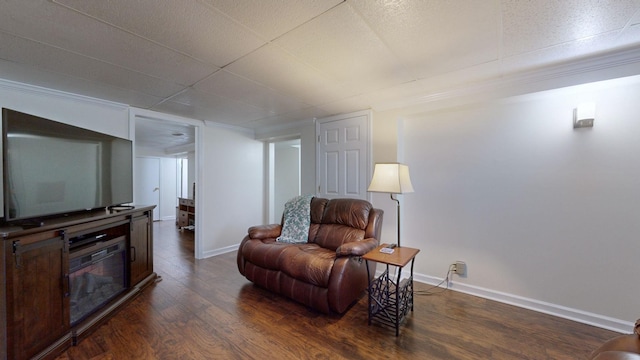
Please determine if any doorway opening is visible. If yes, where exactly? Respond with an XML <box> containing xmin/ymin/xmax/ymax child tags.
<box><xmin>269</xmin><ymin>138</ymin><xmax>301</xmax><ymax>223</ymax></box>
<box><xmin>134</xmin><ymin>114</ymin><xmax>198</xmax><ymax>255</ymax></box>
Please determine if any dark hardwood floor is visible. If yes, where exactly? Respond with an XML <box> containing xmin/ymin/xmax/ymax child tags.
<box><xmin>56</xmin><ymin>220</ymin><xmax>618</xmax><ymax>359</ymax></box>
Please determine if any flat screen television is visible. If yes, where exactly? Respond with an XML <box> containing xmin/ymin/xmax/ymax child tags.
<box><xmin>2</xmin><ymin>108</ymin><xmax>133</xmax><ymax>224</ymax></box>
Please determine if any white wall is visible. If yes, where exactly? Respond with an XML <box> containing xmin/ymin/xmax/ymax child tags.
<box><xmin>198</xmin><ymin>125</ymin><xmax>264</xmax><ymax>257</ymax></box>
<box><xmin>369</xmin><ymin>109</ymin><xmax>401</xmax><ymax>245</ymax></box>
<box><xmin>397</xmin><ymin>75</ymin><xmax>640</xmax><ymax>331</ymax></box>
<box><xmin>300</xmin><ymin>124</ymin><xmax>316</xmax><ymax>195</ymax></box>
<box><xmin>0</xmin><ymin>81</ymin><xmax>129</xmax><ymax>138</ymax></box>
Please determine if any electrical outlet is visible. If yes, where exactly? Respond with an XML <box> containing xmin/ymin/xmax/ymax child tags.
<box><xmin>453</xmin><ymin>261</ymin><xmax>467</xmax><ymax>277</ymax></box>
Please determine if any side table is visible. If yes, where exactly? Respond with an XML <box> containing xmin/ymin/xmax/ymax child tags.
<box><xmin>363</xmin><ymin>244</ymin><xmax>420</xmax><ymax>336</ymax></box>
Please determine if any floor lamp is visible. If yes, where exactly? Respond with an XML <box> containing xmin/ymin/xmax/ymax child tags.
<box><xmin>367</xmin><ymin>163</ymin><xmax>414</xmax><ymax>247</ymax></box>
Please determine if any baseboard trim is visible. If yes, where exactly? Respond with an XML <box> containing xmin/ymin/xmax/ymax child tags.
<box><xmin>202</xmin><ymin>244</ymin><xmax>238</xmax><ymax>259</ymax></box>
<box><xmin>414</xmin><ymin>273</ymin><xmax>633</xmax><ymax>334</ymax></box>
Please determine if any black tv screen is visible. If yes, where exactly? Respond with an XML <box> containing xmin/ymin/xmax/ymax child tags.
<box><xmin>2</xmin><ymin>108</ymin><xmax>133</xmax><ymax>222</ymax></box>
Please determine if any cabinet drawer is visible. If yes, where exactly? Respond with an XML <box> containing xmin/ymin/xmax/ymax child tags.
<box><xmin>179</xmin><ymin>198</ymin><xmax>195</xmax><ymax>207</ymax></box>
<box><xmin>178</xmin><ymin>212</ymin><xmax>189</xmax><ymax>226</ymax></box>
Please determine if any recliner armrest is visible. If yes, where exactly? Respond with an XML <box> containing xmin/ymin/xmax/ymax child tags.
<box><xmin>336</xmin><ymin>238</ymin><xmax>378</xmax><ymax>257</ymax></box>
<box><xmin>248</xmin><ymin>224</ymin><xmax>282</xmax><ymax>239</ymax></box>
<box><xmin>589</xmin><ymin>319</ymin><xmax>640</xmax><ymax>359</ymax></box>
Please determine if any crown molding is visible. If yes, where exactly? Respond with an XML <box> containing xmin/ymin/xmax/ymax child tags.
<box><xmin>164</xmin><ymin>143</ymin><xmax>195</xmax><ymax>155</ymax></box>
<box><xmin>203</xmin><ymin>119</ymin><xmax>255</xmax><ymax>136</ymax></box>
<box><xmin>374</xmin><ymin>46</ymin><xmax>640</xmax><ymax>113</ymax></box>
<box><xmin>131</xmin><ymin>107</ymin><xmax>205</xmax><ymax>127</ymax></box>
<box><xmin>0</xmin><ymin>78</ymin><xmax>128</xmax><ymax>111</ymax></box>
<box><xmin>253</xmin><ymin>117</ymin><xmax>316</xmax><ymax>140</ymax></box>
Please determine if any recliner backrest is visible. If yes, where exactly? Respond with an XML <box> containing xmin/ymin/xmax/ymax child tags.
<box><xmin>310</xmin><ymin>197</ymin><xmax>377</xmax><ymax>251</ymax></box>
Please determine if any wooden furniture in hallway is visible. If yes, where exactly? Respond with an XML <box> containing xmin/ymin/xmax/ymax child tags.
<box><xmin>176</xmin><ymin>197</ymin><xmax>195</xmax><ymax>230</ymax></box>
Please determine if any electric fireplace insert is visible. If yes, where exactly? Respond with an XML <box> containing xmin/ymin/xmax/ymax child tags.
<box><xmin>69</xmin><ymin>235</ymin><xmax>127</xmax><ymax>325</ymax></box>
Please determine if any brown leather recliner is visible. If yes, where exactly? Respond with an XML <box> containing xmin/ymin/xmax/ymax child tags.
<box><xmin>590</xmin><ymin>320</ymin><xmax>640</xmax><ymax>359</ymax></box>
<box><xmin>237</xmin><ymin>197</ymin><xmax>383</xmax><ymax>314</ymax></box>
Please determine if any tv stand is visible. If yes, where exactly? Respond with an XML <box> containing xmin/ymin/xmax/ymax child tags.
<box><xmin>109</xmin><ymin>205</ymin><xmax>135</xmax><ymax>212</ymax></box>
<box><xmin>0</xmin><ymin>205</ymin><xmax>156</xmax><ymax>360</ymax></box>
<box><xmin>12</xmin><ymin>219</ymin><xmax>45</xmax><ymax>229</ymax></box>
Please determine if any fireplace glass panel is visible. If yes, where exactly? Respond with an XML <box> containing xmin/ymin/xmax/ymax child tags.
<box><xmin>69</xmin><ymin>238</ymin><xmax>127</xmax><ymax>325</ymax></box>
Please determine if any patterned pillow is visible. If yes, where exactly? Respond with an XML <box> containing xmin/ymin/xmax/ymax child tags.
<box><xmin>277</xmin><ymin>195</ymin><xmax>314</xmax><ymax>244</ymax></box>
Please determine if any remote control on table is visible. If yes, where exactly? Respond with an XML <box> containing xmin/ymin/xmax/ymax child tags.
<box><xmin>379</xmin><ymin>243</ymin><xmax>397</xmax><ymax>253</ymax></box>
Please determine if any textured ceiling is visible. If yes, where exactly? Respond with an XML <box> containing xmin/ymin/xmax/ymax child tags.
<box><xmin>1</xmin><ymin>0</ymin><xmax>640</xmax><ymax>147</ymax></box>
<box><xmin>135</xmin><ymin>117</ymin><xmax>196</xmax><ymax>153</ymax></box>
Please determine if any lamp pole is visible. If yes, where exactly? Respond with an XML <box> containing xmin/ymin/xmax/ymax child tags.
<box><xmin>391</xmin><ymin>193</ymin><xmax>401</xmax><ymax>247</ymax></box>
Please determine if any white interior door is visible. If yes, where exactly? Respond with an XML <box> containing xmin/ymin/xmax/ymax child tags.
<box><xmin>316</xmin><ymin>111</ymin><xmax>370</xmax><ymax>200</ymax></box>
<box><xmin>135</xmin><ymin>157</ymin><xmax>160</xmax><ymax>220</ymax></box>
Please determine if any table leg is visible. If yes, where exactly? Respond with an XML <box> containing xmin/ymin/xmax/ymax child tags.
<box><xmin>395</xmin><ymin>265</ymin><xmax>402</xmax><ymax>336</ymax></box>
<box><xmin>365</xmin><ymin>259</ymin><xmax>372</xmax><ymax>325</ymax></box>
<box><xmin>410</xmin><ymin>258</ymin><xmax>415</xmax><ymax>312</ymax></box>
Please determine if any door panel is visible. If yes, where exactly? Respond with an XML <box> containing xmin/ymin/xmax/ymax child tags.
<box><xmin>7</xmin><ymin>235</ymin><xmax>69</xmax><ymax>359</ymax></box>
<box><xmin>345</xmin><ymin>149</ymin><xmax>360</xmax><ymax>195</ymax></box>
<box><xmin>130</xmin><ymin>212</ymin><xmax>152</xmax><ymax>286</ymax></box>
<box><xmin>135</xmin><ymin>157</ymin><xmax>160</xmax><ymax>220</ymax></box>
<box><xmin>325</xmin><ymin>151</ymin><xmax>339</xmax><ymax>195</ymax></box>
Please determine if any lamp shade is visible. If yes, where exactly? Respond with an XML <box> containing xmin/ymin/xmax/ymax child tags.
<box><xmin>367</xmin><ymin>163</ymin><xmax>414</xmax><ymax>194</ymax></box>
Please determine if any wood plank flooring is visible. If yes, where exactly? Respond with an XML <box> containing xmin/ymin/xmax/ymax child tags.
<box><xmin>56</xmin><ymin>220</ymin><xmax>619</xmax><ymax>359</ymax></box>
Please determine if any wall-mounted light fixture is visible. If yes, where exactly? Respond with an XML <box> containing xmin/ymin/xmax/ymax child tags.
<box><xmin>573</xmin><ymin>102</ymin><xmax>596</xmax><ymax>128</ymax></box>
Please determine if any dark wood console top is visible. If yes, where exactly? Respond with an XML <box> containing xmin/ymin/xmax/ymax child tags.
<box><xmin>0</xmin><ymin>205</ymin><xmax>155</xmax><ymax>239</ymax></box>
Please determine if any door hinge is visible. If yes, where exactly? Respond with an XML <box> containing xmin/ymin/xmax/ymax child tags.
<box><xmin>317</xmin><ymin>135</ymin><xmax>320</xmax><ymax>143</ymax></box>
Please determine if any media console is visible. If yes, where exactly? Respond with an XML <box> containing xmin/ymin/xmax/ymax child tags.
<box><xmin>0</xmin><ymin>205</ymin><xmax>156</xmax><ymax>360</ymax></box>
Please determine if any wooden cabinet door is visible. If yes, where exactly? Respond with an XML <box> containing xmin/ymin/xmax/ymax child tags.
<box><xmin>130</xmin><ymin>212</ymin><xmax>153</xmax><ymax>286</ymax></box>
<box><xmin>6</xmin><ymin>234</ymin><xmax>69</xmax><ymax>360</ymax></box>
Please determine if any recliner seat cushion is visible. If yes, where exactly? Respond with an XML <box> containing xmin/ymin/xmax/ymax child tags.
<box><xmin>278</xmin><ymin>244</ymin><xmax>335</xmax><ymax>287</ymax></box>
<box><xmin>241</xmin><ymin>239</ymin><xmax>290</xmax><ymax>271</ymax></box>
